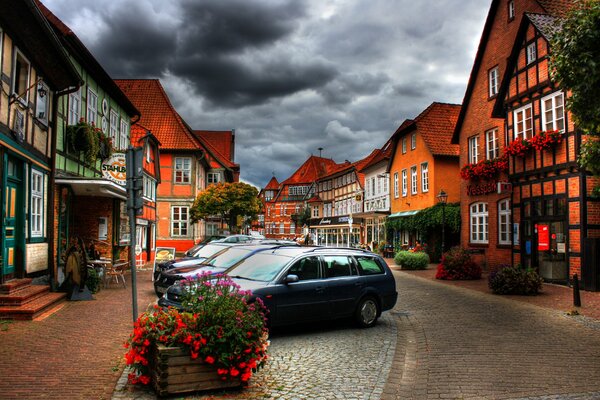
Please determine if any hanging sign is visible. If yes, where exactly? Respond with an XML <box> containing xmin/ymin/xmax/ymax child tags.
<box><xmin>537</xmin><ymin>224</ymin><xmax>550</xmax><ymax>251</ymax></box>
<box><xmin>101</xmin><ymin>153</ymin><xmax>127</xmax><ymax>186</ymax></box>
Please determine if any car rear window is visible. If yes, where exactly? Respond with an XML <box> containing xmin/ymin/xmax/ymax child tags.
<box><xmin>355</xmin><ymin>256</ymin><xmax>384</xmax><ymax>275</ymax></box>
<box><xmin>322</xmin><ymin>256</ymin><xmax>355</xmax><ymax>278</ymax></box>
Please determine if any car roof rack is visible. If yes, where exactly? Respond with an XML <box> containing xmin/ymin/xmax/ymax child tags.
<box><xmin>303</xmin><ymin>246</ymin><xmax>374</xmax><ymax>254</ymax></box>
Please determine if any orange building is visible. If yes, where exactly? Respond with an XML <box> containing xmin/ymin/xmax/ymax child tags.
<box><xmin>387</xmin><ymin>102</ymin><xmax>461</xmax><ymax>250</ymax></box>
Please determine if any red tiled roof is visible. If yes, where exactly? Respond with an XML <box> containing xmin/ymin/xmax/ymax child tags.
<box><xmin>196</xmin><ymin>130</ymin><xmax>234</xmax><ymax>162</ymax></box>
<box><xmin>265</xmin><ymin>177</ymin><xmax>280</xmax><ymax>190</ymax></box>
<box><xmin>413</xmin><ymin>102</ymin><xmax>461</xmax><ymax>157</ymax></box>
<box><xmin>192</xmin><ymin>131</ymin><xmax>238</xmax><ymax>170</ymax></box>
<box><xmin>537</xmin><ymin>0</ymin><xmax>575</xmax><ymax>17</ymax></box>
<box><xmin>281</xmin><ymin>155</ymin><xmax>340</xmax><ymax>185</ymax></box>
<box><xmin>115</xmin><ymin>79</ymin><xmax>199</xmax><ymax>150</ymax></box>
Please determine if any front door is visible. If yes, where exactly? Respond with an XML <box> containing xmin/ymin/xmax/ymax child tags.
<box><xmin>2</xmin><ymin>157</ymin><xmax>24</xmax><ymax>280</ymax></box>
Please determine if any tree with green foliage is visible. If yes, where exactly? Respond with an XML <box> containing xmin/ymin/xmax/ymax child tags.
<box><xmin>550</xmin><ymin>0</ymin><xmax>600</xmax><ymax>194</ymax></box>
<box><xmin>190</xmin><ymin>182</ymin><xmax>261</xmax><ymax>232</ymax></box>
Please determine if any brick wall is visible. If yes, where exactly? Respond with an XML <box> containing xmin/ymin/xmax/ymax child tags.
<box><xmin>71</xmin><ymin>195</ymin><xmax>114</xmax><ymax>259</ymax></box>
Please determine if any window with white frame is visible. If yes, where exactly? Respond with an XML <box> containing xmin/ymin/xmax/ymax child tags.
<box><xmin>371</xmin><ymin>177</ymin><xmax>376</xmax><ymax>197</ymax></box>
<box><xmin>508</xmin><ymin>0</ymin><xmax>515</xmax><ymax>20</ymax></box>
<box><xmin>12</xmin><ymin>49</ymin><xmax>31</xmax><ymax>105</ymax></box>
<box><xmin>402</xmin><ymin>137</ymin><xmax>407</xmax><ymax>154</ymax></box>
<box><xmin>498</xmin><ymin>199</ymin><xmax>511</xmax><ymax>245</ymax></box>
<box><xmin>280</xmin><ymin>204</ymin><xmax>286</xmax><ymax>216</ymax></box>
<box><xmin>174</xmin><ymin>157</ymin><xmax>191</xmax><ymax>184</ymax></box>
<box><xmin>87</xmin><ymin>88</ymin><xmax>98</xmax><ymax>126</ymax></box>
<box><xmin>109</xmin><ymin>110</ymin><xmax>118</xmax><ymax>144</ymax></box>
<box><xmin>35</xmin><ymin>81</ymin><xmax>49</xmax><ymax>125</ymax></box>
<box><xmin>411</xmin><ymin>133</ymin><xmax>417</xmax><ymax>150</ymax></box>
<box><xmin>31</xmin><ymin>170</ymin><xmax>44</xmax><ymax>237</ymax></box>
<box><xmin>120</xmin><ymin>118</ymin><xmax>129</xmax><ymax>150</ymax></box>
<box><xmin>207</xmin><ymin>172</ymin><xmax>221</xmax><ymax>185</ymax></box>
<box><xmin>489</xmin><ymin>66</ymin><xmax>499</xmax><ymax>97</ymax></box>
<box><xmin>382</xmin><ymin>173</ymin><xmax>388</xmax><ymax>194</ymax></box>
<box><xmin>514</xmin><ymin>104</ymin><xmax>533</xmax><ymax>139</ymax></box>
<box><xmin>279</xmin><ymin>223</ymin><xmax>284</xmax><ymax>234</ymax></box>
<box><xmin>541</xmin><ymin>91</ymin><xmax>565</xmax><ymax>132</ymax></box>
<box><xmin>486</xmin><ymin>128</ymin><xmax>499</xmax><ymax>159</ymax></box>
<box><xmin>143</xmin><ymin>174</ymin><xmax>156</xmax><ymax>201</ymax></box>
<box><xmin>68</xmin><ymin>88</ymin><xmax>81</xmax><ymax>125</ymax></box>
<box><xmin>468</xmin><ymin>136</ymin><xmax>479</xmax><ymax>164</ymax></box>
<box><xmin>470</xmin><ymin>202</ymin><xmax>489</xmax><ymax>244</ymax></box>
<box><xmin>290</xmin><ymin>222</ymin><xmax>295</xmax><ymax>234</ymax></box>
<box><xmin>312</xmin><ymin>206</ymin><xmax>319</xmax><ymax>218</ymax></box>
<box><xmin>421</xmin><ymin>162</ymin><xmax>429</xmax><ymax>192</ymax></box>
<box><xmin>393</xmin><ymin>172</ymin><xmax>399</xmax><ymax>198</ymax></box>
<box><xmin>526</xmin><ymin>42</ymin><xmax>537</xmax><ymax>65</ymax></box>
<box><xmin>411</xmin><ymin>166</ymin><xmax>417</xmax><ymax>194</ymax></box>
<box><xmin>171</xmin><ymin>206</ymin><xmax>189</xmax><ymax>236</ymax></box>
<box><xmin>402</xmin><ymin>169</ymin><xmax>407</xmax><ymax>197</ymax></box>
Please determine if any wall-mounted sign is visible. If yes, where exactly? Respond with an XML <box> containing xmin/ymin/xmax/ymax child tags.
<box><xmin>467</xmin><ymin>181</ymin><xmax>497</xmax><ymax>196</ymax></box>
<box><xmin>537</xmin><ymin>224</ymin><xmax>550</xmax><ymax>251</ymax></box>
<box><xmin>102</xmin><ymin>153</ymin><xmax>127</xmax><ymax>186</ymax></box>
<box><xmin>497</xmin><ymin>181</ymin><xmax>512</xmax><ymax>194</ymax></box>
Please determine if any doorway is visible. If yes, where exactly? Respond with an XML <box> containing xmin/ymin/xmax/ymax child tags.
<box><xmin>2</xmin><ymin>155</ymin><xmax>24</xmax><ymax>281</ymax></box>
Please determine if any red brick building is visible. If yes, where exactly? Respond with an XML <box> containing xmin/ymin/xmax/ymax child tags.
<box><xmin>492</xmin><ymin>10</ymin><xmax>599</xmax><ymax>284</ymax></box>
<box><xmin>452</xmin><ymin>0</ymin><xmax>571</xmax><ymax>272</ymax></box>
<box><xmin>255</xmin><ymin>177</ymin><xmax>280</xmax><ymax>236</ymax></box>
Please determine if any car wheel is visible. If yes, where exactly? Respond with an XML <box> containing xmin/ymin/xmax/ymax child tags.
<box><xmin>355</xmin><ymin>296</ymin><xmax>379</xmax><ymax>328</ymax></box>
<box><xmin>154</xmin><ymin>285</ymin><xmax>163</xmax><ymax>297</ymax></box>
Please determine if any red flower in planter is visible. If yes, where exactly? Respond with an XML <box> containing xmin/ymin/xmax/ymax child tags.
<box><xmin>505</xmin><ymin>136</ymin><xmax>532</xmax><ymax>157</ymax></box>
<box><xmin>460</xmin><ymin>154</ymin><xmax>509</xmax><ymax>181</ymax></box>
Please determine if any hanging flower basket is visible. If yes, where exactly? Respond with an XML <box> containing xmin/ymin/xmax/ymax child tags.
<box><xmin>460</xmin><ymin>154</ymin><xmax>508</xmax><ymax>181</ymax></box>
<box><xmin>66</xmin><ymin>118</ymin><xmax>101</xmax><ymax>165</ymax></box>
<box><xmin>97</xmin><ymin>132</ymin><xmax>113</xmax><ymax>160</ymax></box>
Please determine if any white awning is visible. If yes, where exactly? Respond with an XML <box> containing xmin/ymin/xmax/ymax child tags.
<box><xmin>55</xmin><ymin>178</ymin><xmax>127</xmax><ymax>200</ymax></box>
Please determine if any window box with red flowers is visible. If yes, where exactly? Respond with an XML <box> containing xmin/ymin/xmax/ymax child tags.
<box><xmin>460</xmin><ymin>154</ymin><xmax>508</xmax><ymax>181</ymax></box>
<box><xmin>505</xmin><ymin>130</ymin><xmax>563</xmax><ymax>157</ymax></box>
<box><xmin>124</xmin><ymin>273</ymin><xmax>269</xmax><ymax>397</ymax></box>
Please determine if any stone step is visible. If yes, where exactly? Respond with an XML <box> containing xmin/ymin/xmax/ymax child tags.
<box><xmin>0</xmin><ymin>292</ymin><xmax>67</xmax><ymax>321</ymax></box>
<box><xmin>0</xmin><ymin>278</ymin><xmax>33</xmax><ymax>295</ymax></box>
<box><xmin>0</xmin><ymin>285</ymin><xmax>50</xmax><ymax>306</ymax></box>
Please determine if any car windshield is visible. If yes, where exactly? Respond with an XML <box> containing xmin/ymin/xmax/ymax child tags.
<box><xmin>192</xmin><ymin>244</ymin><xmax>229</xmax><ymax>259</ymax></box>
<box><xmin>226</xmin><ymin>253</ymin><xmax>290</xmax><ymax>282</ymax></box>
<box><xmin>203</xmin><ymin>247</ymin><xmax>256</xmax><ymax>268</ymax></box>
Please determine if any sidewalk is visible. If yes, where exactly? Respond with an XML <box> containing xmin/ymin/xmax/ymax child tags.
<box><xmin>386</xmin><ymin>260</ymin><xmax>600</xmax><ymax>322</ymax></box>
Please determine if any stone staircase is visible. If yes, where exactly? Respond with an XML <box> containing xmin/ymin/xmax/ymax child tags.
<box><xmin>0</xmin><ymin>279</ymin><xmax>66</xmax><ymax>320</ymax></box>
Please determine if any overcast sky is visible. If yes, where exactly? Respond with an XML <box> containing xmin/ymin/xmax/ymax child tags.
<box><xmin>44</xmin><ymin>0</ymin><xmax>489</xmax><ymax>188</ymax></box>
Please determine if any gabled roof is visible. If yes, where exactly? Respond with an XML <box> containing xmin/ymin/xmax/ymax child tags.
<box><xmin>451</xmin><ymin>0</ymin><xmax>574</xmax><ymax>144</ymax></box>
<box><xmin>115</xmin><ymin>79</ymin><xmax>199</xmax><ymax>150</ymax></box>
<box><xmin>130</xmin><ymin>124</ymin><xmax>161</xmax><ymax>183</ymax></box>
<box><xmin>192</xmin><ymin>130</ymin><xmax>239</xmax><ymax>170</ymax></box>
<box><xmin>196</xmin><ymin>130</ymin><xmax>235</xmax><ymax>162</ymax></box>
<box><xmin>264</xmin><ymin>177</ymin><xmax>280</xmax><ymax>190</ymax></box>
<box><xmin>280</xmin><ymin>155</ymin><xmax>339</xmax><ymax>185</ymax></box>
<box><xmin>491</xmin><ymin>12</ymin><xmax>562</xmax><ymax>118</ymax></box>
<box><xmin>0</xmin><ymin>0</ymin><xmax>80</xmax><ymax>92</ymax></box>
<box><xmin>37</xmin><ymin>1</ymin><xmax>138</xmax><ymax>117</ymax></box>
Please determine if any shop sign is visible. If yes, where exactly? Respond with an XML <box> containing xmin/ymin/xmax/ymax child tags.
<box><xmin>497</xmin><ymin>181</ymin><xmax>512</xmax><ymax>194</ymax></box>
<box><xmin>101</xmin><ymin>153</ymin><xmax>127</xmax><ymax>186</ymax></box>
<box><xmin>467</xmin><ymin>181</ymin><xmax>497</xmax><ymax>196</ymax></box>
<box><xmin>319</xmin><ymin>219</ymin><xmax>332</xmax><ymax>225</ymax></box>
<box><xmin>537</xmin><ymin>224</ymin><xmax>550</xmax><ymax>251</ymax></box>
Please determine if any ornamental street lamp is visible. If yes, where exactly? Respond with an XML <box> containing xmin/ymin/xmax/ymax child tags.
<box><xmin>437</xmin><ymin>189</ymin><xmax>448</xmax><ymax>254</ymax></box>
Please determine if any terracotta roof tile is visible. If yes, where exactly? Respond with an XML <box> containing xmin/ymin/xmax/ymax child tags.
<box><xmin>281</xmin><ymin>156</ymin><xmax>340</xmax><ymax>185</ymax></box>
<box><xmin>264</xmin><ymin>177</ymin><xmax>280</xmax><ymax>190</ymax></box>
<box><xmin>413</xmin><ymin>102</ymin><xmax>461</xmax><ymax>157</ymax></box>
<box><xmin>191</xmin><ymin>131</ymin><xmax>238</xmax><ymax>170</ymax></box>
<box><xmin>195</xmin><ymin>130</ymin><xmax>234</xmax><ymax>162</ymax></box>
<box><xmin>526</xmin><ymin>13</ymin><xmax>562</xmax><ymax>39</ymax></box>
<box><xmin>115</xmin><ymin>79</ymin><xmax>198</xmax><ymax>150</ymax></box>
<box><xmin>537</xmin><ymin>0</ymin><xmax>575</xmax><ymax>17</ymax></box>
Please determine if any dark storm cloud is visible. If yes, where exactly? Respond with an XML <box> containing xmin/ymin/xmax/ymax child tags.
<box><xmin>318</xmin><ymin>72</ymin><xmax>390</xmax><ymax>105</ymax></box>
<box><xmin>178</xmin><ymin>0</ymin><xmax>306</xmax><ymax>55</ymax></box>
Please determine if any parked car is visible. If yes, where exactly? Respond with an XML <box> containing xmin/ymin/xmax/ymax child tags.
<box><xmin>153</xmin><ymin>242</ymin><xmax>236</xmax><ymax>281</ymax></box>
<box><xmin>153</xmin><ymin>243</ymin><xmax>298</xmax><ymax>296</ymax></box>
<box><xmin>183</xmin><ymin>236</ymin><xmax>226</xmax><ymax>257</ymax></box>
<box><xmin>158</xmin><ymin>247</ymin><xmax>398</xmax><ymax>328</ymax></box>
<box><xmin>212</xmin><ymin>234</ymin><xmax>256</xmax><ymax>243</ymax></box>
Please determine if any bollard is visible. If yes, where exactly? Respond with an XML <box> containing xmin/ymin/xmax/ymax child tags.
<box><xmin>573</xmin><ymin>273</ymin><xmax>581</xmax><ymax>307</ymax></box>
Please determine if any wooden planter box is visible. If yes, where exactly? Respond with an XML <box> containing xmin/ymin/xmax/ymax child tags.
<box><xmin>151</xmin><ymin>344</ymin><xmax>242</xmax><ymax>397</ymax></box>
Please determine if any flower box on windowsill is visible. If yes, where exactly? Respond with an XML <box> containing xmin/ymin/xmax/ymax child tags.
<box><xmin>150</xmin><ymin>344</ymin><xmax>242</xmax><ymax>397</ymax></box>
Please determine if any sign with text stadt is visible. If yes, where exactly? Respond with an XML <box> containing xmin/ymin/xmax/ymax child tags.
<box><xmin>101</xmin><ymin>153</ymin><xmax>127</xmax><ymax>186</ymax></box>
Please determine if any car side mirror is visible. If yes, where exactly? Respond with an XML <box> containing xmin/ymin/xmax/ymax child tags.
<box><xmin>284</xmin><ymin>274</ymin><xmax>299</xmax><ymax>284</ymax></box>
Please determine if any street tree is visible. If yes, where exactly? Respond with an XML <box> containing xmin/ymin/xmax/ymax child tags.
<box><xmin>190</xmin><ymin>182</ymin><xmax>261</xmax><ymax>232</ymax></box>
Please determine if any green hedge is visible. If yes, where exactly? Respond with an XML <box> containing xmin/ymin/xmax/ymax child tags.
<box><xmin>488</xmin><ymin>265</ymin><xmax>543</xmax><ymax>295</ymax></box>
<box><xmin>394</xmin><ymin>251</ymin><xmax>429</xmax><ymax>270</ymax></box>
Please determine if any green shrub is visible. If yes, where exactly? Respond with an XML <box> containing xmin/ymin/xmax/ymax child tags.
<box><xmin>488</xmin><ymin>265</ymin><xmax>543</xmax><ymax>295</ymax></box>
<box><xmin>435</xmin><ymin>246</ymin><xmax>481</xmax><ymax>280</ymax></box>
<box><xmin>394</xmin><ymin>251</ymin><xmax>429</xmax><ymax>270</ymax></box>
<box><xmin>85</xmin><ymin>267</ymin><xmax>101</xmax><ymax>294</ymax></box>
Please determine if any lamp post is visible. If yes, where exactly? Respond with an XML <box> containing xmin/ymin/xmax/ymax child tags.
<box><xmin>437</xmin><ymin>189</ymin><xmax>448</xmax><ymax>255</ymax></box>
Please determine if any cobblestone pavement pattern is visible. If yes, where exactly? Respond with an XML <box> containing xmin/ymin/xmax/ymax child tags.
<box><xmin>381</xmin><ymin>272</ymin><xmax>600</xmax><ymax>400</ymax></box>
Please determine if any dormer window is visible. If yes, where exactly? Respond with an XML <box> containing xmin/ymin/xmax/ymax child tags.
<box><xmin>526</xmin><ymin>42</ymin><xmax>537</xmax><ymax>65</ymax></box>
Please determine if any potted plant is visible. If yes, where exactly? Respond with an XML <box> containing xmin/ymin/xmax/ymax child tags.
<box><xmin>124</xmin><ymin>273</ymin><xmax>269</xmax><ymax>396</ymax></box>
<box><xmin>66</xmin><ymin>118</ymin><xmax>101</xmax><ymax>165</ymax></box>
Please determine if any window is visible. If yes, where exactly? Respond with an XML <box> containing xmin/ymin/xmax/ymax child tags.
<box><xmin>411</xmin><ymin>133</ymin><xmax>416</xmax><ymax>150</ymax></box>
<box><xmin>109</xmin><ymin>110</ymin><xmax>118</xmax><ymax>144</ymax></box>
<box><xmin>31</xmin><ymin>170</ymin><xmax>44</xmax><ymax>237</ymax></box>
<box><xmin>35</xmin><ymin>81</ymin><xmax>49</xmax><ymax>125</ymax></box>
<box><xmin>290</xmin><ymin>222</ymin><xmax>295</xmax><ymax>234</ymax></box>
<box><xmin>323</xmin><ymin>256</ymin><xmax>354</xmax><ymax>278</ymax></box>
<box><xmin>356</xmin><ymin>256</ymin><xmax>384</xmax><ymax>275</ymax></box>
<box><xmin>143</xmin><ymin>174</ymin><xmax>156</xmax><ymax>201</ymax></box>
<box><xmin>402</xmin><ymin>169</ymin><xmax>407</xmax><ymax>197</ymax></box>
<box><xmin>174</xmin><ymin>157</ymin><xmax>191</xmax><ymax>184</ymax></box>
<box><xmin>410</xmin><ymin>166</ymin><xmax>417</xmax><ymax>194</ymax></box>
<box><xmin>279</xmin><ymin>223</ymin><xmax>284</xmax><ymax>234</ymax></box>
<box><xmin>12</xmin><ymin>49</ymin><xmax>31</xmax><ymax>105</ymax></box>
<box><xmin>470</xmin><ymin>202</ymin><xmax>489</xmax><ymax>244</ymax></box>
<box><xmin>280</xmin><ymin>204</ymin><xmax>286</xmax><ymax>216</ymax></box>
<box><xmin>288</xmin><ymin>257</ymin><xmax>321</xmax><ymax>281</ymax></box>
<box><xmin>498</xmin><ymin>199</ymin><xmax>511</xmax><ymax>245</ymax></box>
<box><xmin>207</xmin><ymin>172</ymin><xmax>220</xmax><ymax>185</ymax></box>
<box><xmin>489</xmin><ymin>66</ymin><xmax>499</xmax><ymax>97</ymax></box>
<box><xmin>68</xmin><ymin>89</ymin><xmax>81</xmax><ymax>125</ymax></box>
<box><xmin>468</xmin><ymin>136</ymin><xmax>479</xmax><ymax>164</ymax></box>
<box><xmin>402</xmin><ymin>138</ymin><xmax>407</xmax><ymax>154</ymax></box>
<box><xmin>393</xmin><ymin>172</ymin><xmax>399</xmax><ymax>198</ymax></box>
<box><xmin>508</xmin><ymin>0</ymin><xmax>515</xmax><ymax>20</ymax></box>
<box><xmin>371</xmin><ymin>177</ymin><xmax>376</xmax><ymax>197</ymax></box>
<box><xmin>514</xmin><ymin>104</ymin><xmax>533</xmax><ymax>139</ymax></box>
<box><xmin>541</xmin><ymin>91</ymin><xmax>565</xmax><ymax>132</ymax></box>
<box><xmin>120</xmin><ymin>118</ymin><xmax>129</xmax><ymax>150</ymax></box>
<box><xmin>312</xmin><ymin>206</ymin><xmax>319</xmax><ymax>218</ymax></box>
<box><xmin>486</xmin><ymin>128</ymin><xmax>499</xmax><ymax>160</ymax></box>
<box><xmin>86</xmin><ymin>88</ymin><xmax>98</xmax><ymax>126</ymax></box>
<box><xmin>171</xmin><ymin>206</ymin><xmax>189</xmax><ymax>237</ymax></box>
<box><xmin>526</xmin><ymin>42</ymin><xmax>537</xmax><ymax>65</ymax></box>
<box><xmin>421</xmin><ymin>163</ymin><xmax>429</xmax><ymax>192</ymax></box>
